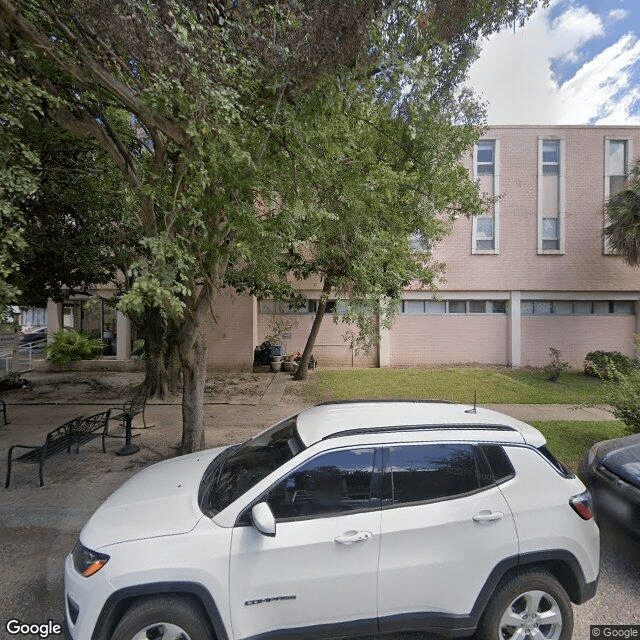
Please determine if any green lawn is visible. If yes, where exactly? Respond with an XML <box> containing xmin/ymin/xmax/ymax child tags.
<box><xmin>303</xmin><ymin>367</ymin><xmax>606</xmax><ymax>404</ymax></box>
<box><xmin>531</xmin><ymin>420</ymin><xmax>627</xmax><ymax>470</ymax></box>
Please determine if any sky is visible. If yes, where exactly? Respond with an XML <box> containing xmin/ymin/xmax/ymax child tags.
<box><xmin>467</xmin><ymin>0</ymin><xmax>640</xmax><ymax>124</ymax></box>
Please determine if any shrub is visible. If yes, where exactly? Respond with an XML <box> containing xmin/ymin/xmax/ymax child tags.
<box><xmin>584</xmin><ymin>350</ymin><xmax>635</xmax><ymax>380</ymax></box>
<box><xmin>132</xmin><ymin>338</ymin><xmax>146</xmax><ymax>361</ymax></box>
<box><xmin>544</xmin><ymin>347</ymin><xmax>568</xmax><ymax>382</ymax></box>
<box><xmin>45</xmin><ymin>329</ymin><xmax>104</xmax><ymax>366</ymax></box>
<box><xmin>603</xmin><ymin>368</ymin><xmax>640</xmax><ymax>435</ymax></box>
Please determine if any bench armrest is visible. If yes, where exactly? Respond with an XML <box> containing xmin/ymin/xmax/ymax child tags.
<box><xmin>7</xmin><ymin>444</ymin><xmax>41</xmax><ymax>453</ymax></box>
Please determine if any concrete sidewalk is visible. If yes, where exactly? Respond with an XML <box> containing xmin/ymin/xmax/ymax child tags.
<box><xmin>483</xmin><ymin>403</ymin><xmax>615</xmax><ymax>422</ymax></box>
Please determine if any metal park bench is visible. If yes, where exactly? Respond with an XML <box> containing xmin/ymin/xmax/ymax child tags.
<box><xmin>5</xmin><ymin>409</ymin><xmax>111</xmax><ymax>488</ymax></box>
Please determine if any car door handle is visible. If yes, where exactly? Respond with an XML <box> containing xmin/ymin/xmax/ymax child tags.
<box><xmin>472</xmin><ymin>510</ymin><xmax>504</xmax><ymax>523</ymax></box>
<box><xmin>334</xmin><ymin>530</ymin><xmax>372</xmax><ymax>544</ymax></box>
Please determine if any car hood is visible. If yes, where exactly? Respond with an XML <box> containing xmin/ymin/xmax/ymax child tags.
<box><xmin>601</xmin><ymin>437</ymin><xmax>640</xmax><ymax>489</ymax></box>
<box><xmin>81</xmin><ymin>446</ymin><xmax>228</xmax><ymax>549</ymax></box>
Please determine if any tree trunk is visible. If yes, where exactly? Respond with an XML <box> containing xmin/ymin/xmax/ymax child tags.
<box><xmin>293</xmin><ymin>281</ymin><xmax>332</xmax><ymax>381</ymax></box>
<box><xmin>179</xmin><ymin>328</ymin><xmax>207</xmax><ymax>453</ymax></box>
<box><xmin>165</xmin><ymin>320</ymin><xmax>182</xmax><ymax>394</ymax></box>
<box><xmin>141</xmin><ymin>307</ymin><xmax>169</xmax><ymax>398</ymax></box>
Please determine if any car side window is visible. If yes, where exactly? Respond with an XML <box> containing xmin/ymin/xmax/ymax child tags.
<box><xmin>479</xmin><ymin>444</ymin><xmax>515</xmax><ymax>483</ymax></box>
<box><xmin>266</xmin><ymin>448</ymin><xmax>375</xmax><ymax>520</ymax></box>
<box><xmin>387</xmin><ymin>443</ymin><xmax>491</xmax><ymax>505</ymax></box>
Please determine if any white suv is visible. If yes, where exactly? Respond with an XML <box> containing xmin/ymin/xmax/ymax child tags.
<box><xmin>64</xmin><ymin>401</ymin><xmax>599</xmax><ymax>640</ymax></box>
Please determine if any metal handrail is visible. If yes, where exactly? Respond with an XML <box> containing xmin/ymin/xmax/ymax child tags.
<box><xmin>0</xmin><ymin>340</ymin><xmax>46</xmax><ymax>374</ymax></box>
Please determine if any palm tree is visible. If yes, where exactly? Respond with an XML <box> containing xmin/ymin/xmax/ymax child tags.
<box><xmin>605</xmin><ymin>160</ymin><xmax>640</xmax><ymax>265</ymax></box>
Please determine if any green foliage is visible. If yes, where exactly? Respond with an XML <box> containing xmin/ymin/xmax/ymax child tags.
<box><xmin>131</xmin><ymin>338</ymin><xmax>147</xmax><ymax>362</ymax></box>
<box><xmin>544</xmin><ymin>347</ymin><xmax>569</xmax><ymax>382</ymax></box>
<box><xmin>8</xmin><ymin>123</ymin><xmax>136</xmax><ymax>307</ymax></box>
<box><xmin>584</xmin><ymin>350</ymin><xmax>636</xmax><ymax>380</ymax></box>
<box><xmin>600</xmin><ymin>368</ymin><xmax>640</xmax><ymax>435</ymax></box>
<box><xmin>282</xmin><ymin>74</ymin><xmax>486</xmax><ymax>362</ymax></box>
<box><xmin>0</xmin><ymin>68</ymin><xmax>45</xmax><ymax>308</ymax></box>
<box><xmin>45</xmin><ymin>329</ymin><xmax>104</xmax><ymax>366</ymax></box>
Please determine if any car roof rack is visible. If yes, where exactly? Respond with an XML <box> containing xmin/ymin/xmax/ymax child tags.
<box><xmin>316</xmin><ymin>399</ymin><xmax>452</xmax><ymax>407</ymax></box>
<box><xmin>321</xmin><ymin>423</ymin><xmax>517</xmax><ymax>440</ymax></box>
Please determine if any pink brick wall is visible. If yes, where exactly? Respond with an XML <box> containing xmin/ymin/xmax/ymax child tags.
<box><xmin>201</xmin><ymin>289</ymin><xmax>254</xmax><ymax>369</ymax></box>
<box><xmin>521</xmin><ymin>316</ymin><xmax>636</xmax><ymax>367</ymax></box>
<box><xmin>435</xmin><ymin>126</ymin><xmax>640</xmax><ymax>292</ymax></box>
<box><xmin>390</xmin><ymin>315</ymin><xmax>508</xmax><ymax>366</ymax></box>
<box><xmin>257</xmin><ymin>313</ymin><xmax>378</xmax><ymax>367</ymax></box>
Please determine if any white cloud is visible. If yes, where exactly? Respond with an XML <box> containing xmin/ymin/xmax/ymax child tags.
<box><xmin>560</xmin><ymin>35</ymin><xmax>640</xmax><ymax>123</ymax></box>
<box><xmin>467</xmin><ymin>2</ymin><xmax>640</xmax><ymax>124</ymax></box>
<box><xmin>609</xmin><ymin>9</ymin><xmax>629</xmax><ymax>22</ymax></box>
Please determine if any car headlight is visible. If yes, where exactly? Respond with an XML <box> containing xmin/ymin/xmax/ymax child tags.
<box><xmin>72</xmin><ymin>542</ymin><xmax>110</xmax><ymax>577</ymax></box>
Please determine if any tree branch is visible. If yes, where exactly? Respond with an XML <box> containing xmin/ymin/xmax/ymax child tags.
<box><xmin>0</xmin><ymin>0</ymin><xmax>189</xmax><ymax>145</ymax></box>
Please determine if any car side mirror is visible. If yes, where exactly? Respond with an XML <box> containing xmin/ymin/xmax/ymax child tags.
<box><xmin>251</xmin><ymin>502</ymin><xmax>276</xmax><ymax>537</ymax></box>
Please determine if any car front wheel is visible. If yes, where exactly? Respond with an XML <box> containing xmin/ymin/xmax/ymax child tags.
<box><xmin>111</xmin><ymin>595</ymin><xmax>214</xmax><ymax>640</ymax></box>
<box><xmin>476</xmin><ymin>569</ymin><xmax>573</xmax><ymax>640</ymax></box>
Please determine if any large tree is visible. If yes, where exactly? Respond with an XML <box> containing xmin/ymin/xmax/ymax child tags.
<box><xmin>1</xmin><ymin>0</ymin><xmax>546</xmax><ymax>452</ymax></box>
<box><xmin>7</xmin><ymin>121</ymin><xmax>137</xmax><ymax>308</ymax></box>
<box><xmin>285</xmin><ymin>64</ymin><xmax>486</xmax><ymax>379</ymax></box>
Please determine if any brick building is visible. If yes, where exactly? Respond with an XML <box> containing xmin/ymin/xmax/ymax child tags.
<box><xmin>48</xmin><ymin>126</ymin><xmax>640</xmax><ymax>369</ymax></box>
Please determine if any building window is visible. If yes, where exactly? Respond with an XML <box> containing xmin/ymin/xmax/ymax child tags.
<box><xmin>259</xmin><ymin>299</ymin><xmax>317</xmax><ymax>314</ymax></box>
<box><xmin>400</xmin><ymin>299</ymin><xmax>507</xmax><ymax>315</ymax></box>
<box><xmin>447</xmin><ymin>300</ymin><xmax>466</xmax><ymax>314</ymax></box>
<box><xmin>403</xmin><ymin>300</ymin><xmax>425</xmax><ymax>314</ymax></box>
<box><xmin>521</xmin><ymin>300</ymin><xmax>634</xmax><ymax>316</ymax></box>
<box><xmin>469</xmin><ymin>300</ymin><xmax>486</xmax><ymax>314</ymax></box>
<box><xmin>609</xmin><ymin>140</ymin><xmax>628</xmax><ymax>196</ymax></box>
<box><xmin>604</xmin><ymin>139</ymin><xmax>631</xmax><ymax>254</ymax></box>
<box><xmin>473</xmin><ymin>140</ymin><xmax>500</xmax><ymax>254</ymax></box>
<box><xmin>476</xmin><ymin>140</ymin><xmax>495</xmax><ymax>174</ymax></box>
<box><xmin>542</xmin><ymin>140</ymin><xmax>559</xmax><ymax>174</ymax></box>
<box><xmin>538</xmin><ymin>138</ymin><xmax>564</xmax><ymax>254</ymax></box>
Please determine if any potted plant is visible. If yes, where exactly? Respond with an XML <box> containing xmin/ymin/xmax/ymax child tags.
<box><xmin>282</xmin><ymin>352</ymin><xmax>299</xmax><ymax>373</ymax></box>
<box><xmin>265</xmin><ymin>317</ymin><xmax>299</xmax><ymax>361</ymax></box>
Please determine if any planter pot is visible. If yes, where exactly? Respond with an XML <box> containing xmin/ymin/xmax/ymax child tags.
<box><xmin>292</xmin><ymin>363</ymin><xmax>299</xmax><ymax>374</ymax></box>
<box><xmin>270</xmin><ymin>361</ymin><xmax>282</xmax><ymax>372</ymax></box>
<box><xmin>282</xmin><ymin>361</ymin><xmax>294</xmax><ymax>372</ymax></box>
<box><xmin>271</xmin><ymin>355</ymin><xmax>283</xmax><ymax>363</ymax></box>
<box><xmin>271</xmin><ymin>345</ymin><xmax>283</xmax><ymax>357</ymax></box>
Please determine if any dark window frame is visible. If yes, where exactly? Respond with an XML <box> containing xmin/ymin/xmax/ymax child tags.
<box><xmin>237</xmin><ymin>446</ymin><xmax>383</xmax><ymax>525</ymax></box>
<box><xmin>381</xmin><ymin>442</ymin><xmax>498</xmax><ymax>509</ymax></box>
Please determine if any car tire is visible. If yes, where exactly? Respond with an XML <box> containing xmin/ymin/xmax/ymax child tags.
<box><xmin>476</xmin><ymin>569</ymin><xmax>573</xmax><ymax>640</ymax></box>
<box><xmin>110</xmin><ymin>595</ymin><xmax>214</xmax><ymax>640</ymax></box>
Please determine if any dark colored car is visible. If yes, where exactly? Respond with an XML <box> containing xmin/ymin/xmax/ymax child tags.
<box><xmin>19</xmin><ymin>327</ymin><xmax>47</xmax><ymax>352</ymax></box>
<box><xmin>580</xmin><ymin>434</ymin><xmax>640</xmax><ymax>535</ymax></box>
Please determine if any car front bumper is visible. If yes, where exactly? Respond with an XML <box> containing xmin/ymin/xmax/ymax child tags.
<box><xmin>64</xmin><ymin>551</ymin><xmax>115</xmax><ymax>640</ymax></box>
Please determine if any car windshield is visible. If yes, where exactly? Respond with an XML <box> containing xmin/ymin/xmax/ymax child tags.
<box><xmin>199</xmin><ymin>416</ymin><xmax>305</xmax><ymax>516</ymax></box>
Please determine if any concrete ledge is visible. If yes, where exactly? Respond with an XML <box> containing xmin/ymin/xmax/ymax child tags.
<box><xmin>32</xmin><ymin>358</ymin><xmax>144</xmax><ymax>372</ymax></box>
